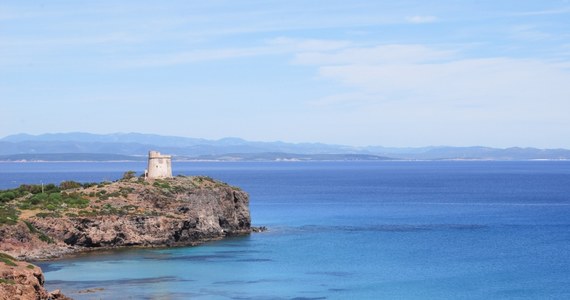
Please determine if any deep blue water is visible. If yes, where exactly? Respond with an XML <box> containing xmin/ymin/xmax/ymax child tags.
<box><xmin>1</xmin><ymin>161</ymin><xmax>570</xmax><ymax>299</ymax></box>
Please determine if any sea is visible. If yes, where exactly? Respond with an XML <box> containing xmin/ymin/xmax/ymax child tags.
<box><xmin>1</xmin><ymin>161</ymin><xmax>569</xmax><ymax>299</ymax></box>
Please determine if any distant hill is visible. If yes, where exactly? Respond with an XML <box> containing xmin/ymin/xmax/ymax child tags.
<box><xmin>366</xmin><ymin>146</ymin><xmax>570</xmax><ymax>160</ymax></box>
<box><xmin>182</xmin><ymin>153</ymin><xmax>393</xmax><ymax>162</ymax></box>
<box><xmin>1</xmin><ymin>132</ymin><xmax>569</xmax><ymax>161</ymax></box>
<box><xmin>0</xmin><ymin>153</ymin><xmax>144</xmax><ymax>162</ymax></box>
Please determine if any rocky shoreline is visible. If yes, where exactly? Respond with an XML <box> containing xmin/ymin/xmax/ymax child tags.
<box><xmin>0</xmin><ymin>253</ymin><xmax>70</xmax><ymax>300</ymax></box>
<box><xmin>0</xmin><ymin>175</ymin><xmax>256</xmax><ymax>298</ymax></box>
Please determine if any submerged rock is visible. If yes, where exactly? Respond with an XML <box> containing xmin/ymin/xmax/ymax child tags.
<box><xmin>251</xmin><ymin>226</ymin><xmax>268</xmax><ymax>232</ymax></box>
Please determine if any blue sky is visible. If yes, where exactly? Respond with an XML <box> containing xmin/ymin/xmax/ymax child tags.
<box><xmin>1</xmin><ymin>1</ymin><xmax>569</xmax><ymax>147</ymax></box>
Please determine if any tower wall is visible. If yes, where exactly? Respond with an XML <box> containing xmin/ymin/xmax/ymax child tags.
<box><xmin>147</xmin><ymin>151</ymin><xmax>172</xmax><ymax>179</ymax></box>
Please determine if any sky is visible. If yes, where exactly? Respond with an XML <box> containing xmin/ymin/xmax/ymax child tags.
<box><xmin>1</xmin><ymin>0</ymin><xmax>570</xmax><ymax>148</ymax></box>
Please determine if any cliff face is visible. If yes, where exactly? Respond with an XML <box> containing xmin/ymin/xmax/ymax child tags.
<box><xmin>0</xmin><ymin>253</ymin><xmax>69</xmax><ymax>300</ymax></box>
<box><xmin>0</xmin><ymin>176</ymin><xmax>251</xmax><ymax>261</ymax></box>
<box><xmin>34</xmin><ymin>185</ymin><xmax>250</xmax><ymax>249</ymax></box>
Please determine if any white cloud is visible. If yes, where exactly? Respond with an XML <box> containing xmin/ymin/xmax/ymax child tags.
<box><xmin>294</xmin><ymin>44</ymin><xmax>454</xmax><ymax>65</ymax></box>
<box><xmin>120</xmin><ymin>37</ymin><xmax>353</xmax><ymax>68</ymax></box>
<box><xmin>405</xmin><ymin>15</ymin><xmax>438</xmax><ymax>24</ymax></box>
<box><xmin>287</xmin><ymin>43</ymin><xmax>570</xmax><ymax>109</ymax></box>
<box><xmin>509</xmin><ymin>25</ymin><xmax>552</xmax><ymax>41</ymax></box>
<box><xmin>309</xmin><ymin>92</ymin><xmax>381</xmax><ymax>109</ymax></box>
<box><xmin>290</xmin><ymin>43</ymin><xmax>570</xmax><ymax>146</ymax></box>
<box><xmin>316</xmin><ymin>56</ymin><xmax>570</xmax><ymax>109</ymax></box>
<box><xmin>511</xmin><ymin>6</ymin><xmax>570</xmax><ymax>16</ymax></box>
<box><xmin>266</xmin><ymin>37</ymin><xmax>352</xmax><ymax>52</ymax></box>
<box><xmin>0</xmin><ymin>33</ymin><xmax>142</xmax><ymax>49</ymax></box>
<box><xmin>120</xmin><ymin>47</ymin><xmax>271</xmax><ymax>67</ymax></box>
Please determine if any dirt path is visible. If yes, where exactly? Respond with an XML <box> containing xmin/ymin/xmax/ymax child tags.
<box><xmin>19</xmin><ymin>209</ymin><xmax>41</xmax><ymax>220</ymax></box>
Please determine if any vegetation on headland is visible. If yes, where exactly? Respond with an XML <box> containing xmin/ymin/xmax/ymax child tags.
<box><xmin>0</xmin><ymin>172</ymin><xmax>241</xmax><ymax>224</ymax></box>
<box><xmin>0</xmin><ymin>180</ymin><xmax>93</xmax><ymax>224</ymax></box>
<box><xmin>0</xmin><ymin>253</ymin><xmax>18</xmax><ymax>267</ymax></box>
<box><xmin>0</xmin><ymin>171</ymin><xmax>252</xmax><ymax>300</ymax></box>
<box><xmin>0</xmin><ymin>168</ymin><xmax>256</xmax><ymax>262</ymax></box>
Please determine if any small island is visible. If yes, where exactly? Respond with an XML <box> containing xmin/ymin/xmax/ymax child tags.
<box><xmin>0</xmin><ymin>152</ymin><xmax>254</xmax><ymax>299</ymax></box>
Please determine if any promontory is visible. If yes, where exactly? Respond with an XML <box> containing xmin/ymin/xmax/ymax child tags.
<box><xmin>0</xmin><ymin>174</ymin><xmax>252</xmax><ymax>299</ymax></box>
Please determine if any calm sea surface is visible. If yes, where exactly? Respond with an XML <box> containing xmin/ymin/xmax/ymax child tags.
<box><xmin>1</xmin><ymin>161</ymin><xmax>569</xmax><ymax>299</ymax></box>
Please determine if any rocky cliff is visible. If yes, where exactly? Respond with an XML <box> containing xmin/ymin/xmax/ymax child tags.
<box><xmin>0</xmin><ymin>175</ymin><xmax>252</xmax><ymax>298</ymax></box>
<box><xmin>0</xmin><ymin>253</ymin><xmax>70</xmax><ymax>300</ymax></box>
<box><xmin>0</xmin><ymin>175</ymin><xmax>251</xmax><ymax>260</ymax></box>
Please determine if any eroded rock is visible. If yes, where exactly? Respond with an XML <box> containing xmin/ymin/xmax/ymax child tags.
<box><xmin>0</xmin><ymin>176</ymin><xmax>251</xmax><ymax>260</ymax></box>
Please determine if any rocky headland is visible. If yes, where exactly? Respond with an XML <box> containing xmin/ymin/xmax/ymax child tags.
<box><xmin>0</xmin><ymin>253</ymin><xmax>69</xmax><ymax>300</ymax></box>
<box><xmin>0</xmin><ymin>174</ymin><xmax>253</xmax><ymax>298</ymax></box>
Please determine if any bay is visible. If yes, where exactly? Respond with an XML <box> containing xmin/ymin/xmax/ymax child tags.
<box><xmin>1</xmin><ymin>161</ymin><xmax>569</xmax><ymax>299</ymax></box>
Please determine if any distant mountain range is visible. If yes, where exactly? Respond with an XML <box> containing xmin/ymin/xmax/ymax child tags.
<box><xmin>0</xmin><ymin>132</ymin><xmax>569</xmax><ymax>161</ymax></box>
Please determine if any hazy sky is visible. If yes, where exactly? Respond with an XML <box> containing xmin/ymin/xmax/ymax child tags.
<box><xmin>1</xmin><ymin>1</ymin><xmax>569</xmax><ymax>147</ymax></box>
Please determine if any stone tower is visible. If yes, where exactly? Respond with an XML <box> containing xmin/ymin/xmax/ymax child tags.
<box><xmin>146</xmin><ymin>151</ymin><xmax>172</xmax><ymax>179</ymax></box>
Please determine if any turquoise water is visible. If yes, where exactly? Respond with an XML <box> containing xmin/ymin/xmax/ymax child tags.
<box><xmin>1</xmin><ymin>161</ymin><xmax>570</xmax><ymax>299</ymax></box>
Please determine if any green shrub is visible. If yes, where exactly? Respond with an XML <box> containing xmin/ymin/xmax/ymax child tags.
<box><xmin>22</xmin><ymin>221</ymin><xmax>53</xmax><ymax>243</ymax></box>
<box><xmin>44</xmin><ymin>184</ymin><xmax>60</xmax><ymax>193</ymax></box>
<box><xmin>78</xmin><ymin>210</ymin><xmax>99</xmax><ymax>216</ymax></box>
<box><xmin>36</xmin><ymin>212</ymin><xmax>60</xmax><ymax>218</ymax></box>
<box><xmin>65</xmin><ymin>197</ymin><xmax>89</xmax><ymax>208</ymax></box>
<box><xmin>48</xmin><ymin>193</ymin><xmax>62</xmax><ymax>202</ymax></box>
<box><xmin>17</xmin><ymin>203</ymin><xmax>31</xmax><ymax>210</ymax></box>
<box><xmin>107</xmin><ymin>191</ymin><xmax>121</xmax><ymax>198</ymax></box>
<box><xmin>23</xmin><ymin>221</ymin><xmax>36</xmax><ymax>233</ymax></box>
<box><xmin>82</xmin><ymin>182</ymin><xmax>97</xmax><ymax>188</ymax></box>
<box><xmin>60</xmin><ymin>181</ymin><xmax>82</xmax><ymax>190</ymax></box>
<box><xmin>38</xmin><ymin>233</ymin><xmax>54</xmax><ymax>244</ymax></box>
<box><xmin>18</xmin><ymin>184</ymin><xmax>42</xmax><ymax>194</ymax></box>
<box><xmin>171</xmin><ymin>185</ymin><xmax>186</xmax><ymax>193</ymax></box>
<box><xmin>153</xmin><ymin>181</ymin><xmax>171</xmax><ymax>189</ymax></box>
<box><xmin>0</xmin><ymin>205</ymin><xmax>18</xmax><ymax>225</ymax></box>
<box><xmin>30</xmin><ymin>193</ymin><xmax>47</xmax><ymax>204</ymax></box>
<box><xmin>0</xmin><ymin>256</ymin><xmax>17</xmax><ymax>267</ymax></box>
<box><xmin>0</xmin><ymin>278</ymin><xmax>16</xmax><ymax>284</ymax></box>
<box><xmin>18</xmin><ymin>190</ymin><xmax>89</xmax><ymax>211</ymax></box>
<box><xmin>0</xmin><ymin>253</ymin><xmax>16</xmax><ymax>261</ymax></box>
<box><xmin>0</xmin><ymin>191</ymin><xmax>16</xmax><ymax>203</ymax></box>
<box><xmin>122</xmin><ymin>171</ymin><xmax>137</xmax><ymax>180</ymax></box>
<box><xmin>122</xmin><ymin>187</ymin><xmax>133</xmax><ymax>193</ymax></box>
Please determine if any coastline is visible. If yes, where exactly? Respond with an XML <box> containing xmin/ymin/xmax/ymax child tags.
<box><xmin>32</xmin><ymin>227</ymin><xmax>266</xmax><ymax>262</ymax></box>
<box><xmin>3</xmin><ymin>161</ymin><xmax>570</xmax><ymax>299</ymax></box>
<box><xmin>1</xmin><ymin>175</ymin><xmax>252</xmax><ymax>261</ymax></box>
<box><xmin>1</xmin><ymin>174</ymin><xmax>255</xmax><ymax>298</ymax></box>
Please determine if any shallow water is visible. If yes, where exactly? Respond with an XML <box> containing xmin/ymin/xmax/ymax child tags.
<box><xmin>2</xmin><ymin>161</ymin><xmax>569</xmax><ymax>299</ymax></box>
